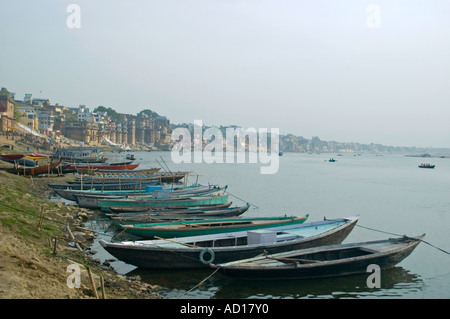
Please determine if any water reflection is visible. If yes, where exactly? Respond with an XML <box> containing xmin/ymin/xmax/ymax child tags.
<box><xmin>128</xmin><ymin>266</ymin><xmax>423</xmax><ymax>299</ymax></box>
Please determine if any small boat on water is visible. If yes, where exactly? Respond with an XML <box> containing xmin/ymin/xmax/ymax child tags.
<box><xmin>69</xmin><ymin>162</ymin><xmax>140</xmax><ymax>171</ymax></box>
<box><xmin>98</xmin><ymin>194</ymin><xmax>230</xmax><ymax>212</ymax></box>
<box><xmin>48</xmin><ymin>180</ymin><xmax>159</xmax><ymax>191</ymax></box>
<box><xmin>118</xmin><ymin>215</ymin><xmax>309</xmax><ymax>238</ymax></box>
<box><xmin>329</xmin><ymin>158</ymin><xmax>337</xmax><ymax>162</ymax></box>
<box><xmin>74</xmin><ymin>185</ymin><xmax>227</xmax><ymax>208</ymax></box>
<box><xmin>103</xmin><ymin>202</ymin><xmax>233</xmax><ymax>214</ymax></box>
<box><xmin>211</xmin><ymin>234</ymin><xmax>424</xmax><ymax>280</ymax></box>
<box><xmin>72</xmin><ymin>171</ymin><xmax>187</xmax><ymax>184</ymax></box>
<box><xmin>53</xmin><ymin>147</ymin><xmax>106</xmax><ymax>163</ymax></box>
<box><xmin>126</xmin><ymin>154</ymin><xmax>135</xmax><ymax>161</ymax></box>
<box><xmin>109</xmin><ymin>204</ymin><xmax>251</xmax><ymax>224</ymax></box>
<box><xmin>419</xmin><ymin>163</ymin><xmax>435</xmax><ymax>169</ymax></box>
<box><xmin>53</xmin><ymin>184</ymin><xmax>213</xmax><ymax>202</ymax></box>
<box><xmin>85</xmin><ymin>168</ymin><xmax>161</xmax><ymax>176</ymax></box>
<box><xmin>99</xmin><ymin>216</ymin><xmax>358</xmax><ymax>269</ymax></box>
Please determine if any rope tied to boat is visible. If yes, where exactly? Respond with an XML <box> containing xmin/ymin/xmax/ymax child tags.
<box><xmin>177</xmin><ymin>267</ymin><xmax>221</xmax><ymax>298</ymax></box>
<box><xmin>356</xmin><ymin>224</ymin><xmax>450</xmax><ymax>256</ymax></box>
<box><xmin>224</xmin><ymin>190</ymin><xmax>259</xmax><ymax>209</ymax></box>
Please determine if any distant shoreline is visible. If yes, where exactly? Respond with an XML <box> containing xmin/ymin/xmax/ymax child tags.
<box><xmin>404</xmin><ymin>153</ymin><xmax>450</xmax><ymax>158</ymax></box>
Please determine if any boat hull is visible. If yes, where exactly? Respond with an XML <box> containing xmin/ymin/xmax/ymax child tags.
<box><xmin>213</xmin><ymin>234</ymin><xmax>423</xmax><ymax>280</ymax></box>
<box><xmin>121</xmin><ymin>215</ymin><xmax>308</xmax><ymax>238</ymax></box>
<box><xmin>99</xmin><ymin>216</ymin><xmax>358</xmax><ymax>269</ymax></box>
<box><xmin>49</xmin><ymin>180</ymin><xmax>159</xmax><ymax>191</ymax></box>
<box><xmin>110</xmin><ymin>204</ymin><xmax>250</xmax><ymax>224</ymax></box>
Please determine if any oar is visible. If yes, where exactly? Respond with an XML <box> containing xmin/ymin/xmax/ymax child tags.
<box><xmin>153</xmin><ymin>236</ymin><xmax>198</xmax><ymax>248</ymax></box>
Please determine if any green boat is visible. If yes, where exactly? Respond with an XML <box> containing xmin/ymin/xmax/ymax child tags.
<box><xmin>98</xmin><ymin>194</ymin><xmax>230</xmax><ymax>212</ymax></box>
<box><xmin>119</xmin><ymin>215</ymin><xmax>309</xmax><ymax>238</ymax></box>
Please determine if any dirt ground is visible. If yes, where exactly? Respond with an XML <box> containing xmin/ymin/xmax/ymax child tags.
<box><xmin>0</xmin><ymin>142</ymin><xmax>161</xmax><ymax>299</ymax></box>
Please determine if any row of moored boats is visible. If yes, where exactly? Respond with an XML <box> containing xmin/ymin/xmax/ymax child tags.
<box><xmin>45</xmin><ymin>150</ymin><xmax>425</xmax><ymax>281</ymax></box>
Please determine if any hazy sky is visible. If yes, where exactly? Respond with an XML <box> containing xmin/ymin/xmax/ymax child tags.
<box><xmin>1</xmin><ymin>1</ymin><xmax>450</xmax><ymax>148</ymax></box>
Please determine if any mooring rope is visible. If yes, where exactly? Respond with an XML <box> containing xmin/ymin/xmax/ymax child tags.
<box><xmin>224</xmin><ymin>190</ymin><xmax>259</xmax><ymax>209</ymax></box>
<box><xmin>356</xmin><ymin>224</ymin><xmax>450</xmax><ymax>256</ymax></box>
<box><xmin>178</xmin><ymin>267</ymin><xmax>221</xmax><ymax>298</ymax></box>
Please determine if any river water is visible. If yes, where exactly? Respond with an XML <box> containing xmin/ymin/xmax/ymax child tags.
<box><xmin>85</xmin><ymin>150</ymin><xmax>450</xmax><ymax>299</ymax></box>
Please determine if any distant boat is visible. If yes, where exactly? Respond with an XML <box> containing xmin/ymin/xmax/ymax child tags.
<box><xmin>126</xmin><ymin>154</ymin><xmax>135</xmax><ymax>161</ymax></box>
<box><xmin>419</xmin><ymin>163</ymin><xmax>435</xmax><ymax>169</ymax></box>
<box><xmin>329</xmin><ymin>158</ymin><xmax>337</xmax><ymax>162</ymax></box>
<box><xmin>212</xmin><ymin>234</ymin><xmax>424</xmax><ymax>280</ymax></box>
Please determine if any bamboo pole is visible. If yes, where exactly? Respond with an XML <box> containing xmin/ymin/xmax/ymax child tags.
<box><xmin>66</xmin><ymin>224</ymin><xmax>83</xmax><ymax>252</ymax></box>
<box><xmin>86</xmin><ymin>267</ymin><xmax>99</xmax><ymax>299</ymax></box>
<box><xmin>100</xmin><ymin>276</ymin><xmax>106</xmax><ymax>299</ymax></box>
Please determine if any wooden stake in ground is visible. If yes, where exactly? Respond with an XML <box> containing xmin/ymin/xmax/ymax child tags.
<box><xmin>52</xmin><ymin>237</ymin><xmax>58</xmax><ymax>255</ymax></box>
<box><xmin>66</xmin><ymin>224</ymin><xmax>83</xmax><ymax>252</ymax></box>
<box><xmin>37</xmin><ymin>205</ymin><xmax>44</xmax><ymax>231</ymax></box>
<box><xmin>100</xmin><ymin>276</ymin><xmax>106</xmax><ymax>299</ymax></box>
<box><xmin>86</xmin><ymin>267</ymin><xmax>99</xmax><ymax>299</ymax></box>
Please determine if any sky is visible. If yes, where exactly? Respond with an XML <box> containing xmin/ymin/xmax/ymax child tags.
<box><xmin>1</xmin><ymin>0</ymin><xmax>450</xmax><ymax>148</ymax></box>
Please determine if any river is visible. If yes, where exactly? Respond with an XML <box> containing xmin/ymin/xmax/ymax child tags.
<box><xmin>85</xmin><ymin>150</ymin><xmax>450</xmax><ymax>299</ymax></box>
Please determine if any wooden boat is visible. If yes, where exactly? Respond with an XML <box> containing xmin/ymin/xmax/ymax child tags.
<box><xmin>73</xmin><ymin>186</ymin><xmax>227</xmax><ymax>208</ymax></box>
<box><xmin>418</xmin><ymin>163</ymin><xmax>435</xmax><ymax>169</ymax></box>
<box><xmin>72</xmin><ymin>171</ymin><xmax>187</xmax><ymax>184</ymax></box>
<box><xmin>69</xmin><ymin>162</ymin><xmax>140</xmax><ymax>171</ymax></box>
<box><xmin>98</xmin><ymin>194</ymin><xmax>230</xmax><ymax>212</ymax></box>
<box><xmin>83</xmin><ymin>168</ymin><xmax>161</xmax><ymax>176</ymax></box>
<box><xmin>103</xmin><ymin>202</ymin><xmax>233</xmax><ymax>214</ymax></box>
<box><xmin>1</xmin><ymin>157</ymin><xmax>35</xmax><ymax>167</ymax></box>
<box><xmin>211</xmin><ymin>234</ymin><xmax>424</xmax><ymax>280</ymax></box>
<box><xmin>99</xmin><ymin>216</ymin><xmax>359</xmax><ymax>269</ymax></box>
<box><xmin>119</xmin><ymin>215</ymin><xmax>309</xmax><ymax>238</ymax></box>
<box><xmin>53</xmin><ymin>184</ymin><xmax>210</xmax><ymax>201</ymax></box>
<box><xmin>48</xmin><ymin>180</ymin><xmax>159</xmax><ymax>191</ymax></box>
<box><xmin>54</xmin><ymin>147</ymin><xmax>106</xmax><ymax>163</ymax></box>
<box><xmin>0</xmin><ymin>153</ymin><xmax>52</xmax><ymax>167</ymax></box>
<box><xmin>109</xmin><ymin>204</ymin><xmax>251</xmax><ymax>224</ymax></box>
<box><xmin>59</xmin><ymin>155</ymin><xmax>107</xmax><ymax>163</ymax></box>
<box><xmin>7</xmin><ymin>158</ymin><xmax>63</xmax><ymax>176</ymax></box>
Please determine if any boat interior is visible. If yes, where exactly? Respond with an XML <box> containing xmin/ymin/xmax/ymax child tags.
<box><xmin>156</xmin><ymin>229</ymin><xmax>305</xmax><ymax>248</ymax></box>
<box><xmin>265</xmin><ymin>247</ymin><xmax>375</xmax><ymax>265</ymax></box>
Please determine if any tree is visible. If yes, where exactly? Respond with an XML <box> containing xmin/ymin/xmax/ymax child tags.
<box><xmin>138</xmin><ymin>109</ymin><xmax>159</xmax><ymax>118</ymax></box>
<box><xmin>94</xmin><ymin>106</ymin><xmax>121</xmax><ymax>121</ymax></box>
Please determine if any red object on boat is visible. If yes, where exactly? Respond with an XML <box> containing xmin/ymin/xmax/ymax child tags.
<box><xmin>0</xmin><ymin>154</ymin><xmax>25</xmax><ymax>160</ymax></box>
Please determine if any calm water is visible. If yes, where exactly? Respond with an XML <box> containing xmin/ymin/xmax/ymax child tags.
<box><xmin>87</xmin><ymin>151</ymin><xmax>450</xmax><ymax>299</ymax></box>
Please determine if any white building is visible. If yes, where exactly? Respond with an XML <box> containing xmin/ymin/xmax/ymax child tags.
<box><xmin>77</xmin><ymin>105</ymin><xmax>91</xmax><ymax>122</ymax></box>
<box><xmin>36</xmin><ymin>109</ymin><xmax>54</xmax><ymax>132</ymax></box>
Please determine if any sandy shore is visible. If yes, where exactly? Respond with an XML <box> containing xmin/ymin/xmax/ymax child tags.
<box><xmin>0</xmin><ymin>141</ymin><xmax>161</xmax><ymax>299</ymax></box>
